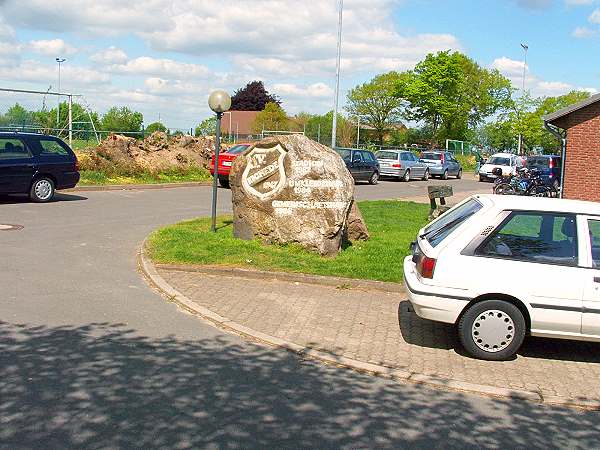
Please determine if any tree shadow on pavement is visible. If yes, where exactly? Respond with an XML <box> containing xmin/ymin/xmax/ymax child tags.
<box><xmin>0</xmin><ymin>193</ymin><xmax>87</xmax><ymax>204</ymax></box>
<box><xmin>1</xmin><ymin>320</ymin><xmax>599</xmax><ymax>450</ymax></box>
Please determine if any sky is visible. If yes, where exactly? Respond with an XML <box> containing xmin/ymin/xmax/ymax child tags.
<box><xmin>0</xmin><ymin>0</ymin><xmax>599</xmax><ymax>130</ymax></box>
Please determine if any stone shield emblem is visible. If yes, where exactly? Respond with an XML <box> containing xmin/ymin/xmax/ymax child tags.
<box><xmin>241</xmin><ymin>144</ymin><xmax>287</xmax><ymax>199</ymax></box>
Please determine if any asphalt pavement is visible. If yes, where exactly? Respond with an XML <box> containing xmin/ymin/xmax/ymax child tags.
<box><xmin>1</xmin><ymin>181</ymin><xmax>599</xmax><ymax>449</ymax></box>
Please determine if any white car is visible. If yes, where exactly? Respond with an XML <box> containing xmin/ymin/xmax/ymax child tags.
<box><xmin>404</xmin><ymin>194</ymin><xmax>600</xmax><ymax>360</ymax></box>
<box><xmin>479</xmin><ymin>153</ymin><xmax>524</xmax><ymax>182</ymax></box>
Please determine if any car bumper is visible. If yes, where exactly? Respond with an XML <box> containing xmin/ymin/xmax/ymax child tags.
<box><xmin>210</xmin><ymin>168</ymin><xmax>231</xmax><ymax>176</ymax></box>
<box><xmin>403</xmin><ymin>256</ymin><xmax>470</xmax><ymax>324</ymax></box>
<box><xmin>426</xmin><ymin>166</ymin><xmax>444</xmax><ymax>175</ymax></box>
<box><xmin>380</xmin><ymin>168</ymin><xmax>403</xmax><ymax>177</ymax></box>
<box><xmin>57</xmin><ymin>172</ymin><xmax>80</xmax><ymax>189</ymax></box>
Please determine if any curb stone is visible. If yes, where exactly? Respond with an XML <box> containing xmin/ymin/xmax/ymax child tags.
<box><xmin>138</xmin><ymin>238</ymin><xmax>600</xmax><ymax>410</ymax></box>
<box><xmin>69</xmin><ymin>181</ymin><xmax>212</xmax><ymax>192</ymax></box>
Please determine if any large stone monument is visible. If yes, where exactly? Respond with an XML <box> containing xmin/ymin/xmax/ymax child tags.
<box><xmin>229</xmin><ymin>135</ymin><xmax>368</xmax><ymax>256</ymax></box>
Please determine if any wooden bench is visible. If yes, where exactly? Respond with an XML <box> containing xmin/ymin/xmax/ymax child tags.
<box><xmin>428</xmin><ymin>185</ymin><xmax>453</xmax><ymax>220</ymax></box>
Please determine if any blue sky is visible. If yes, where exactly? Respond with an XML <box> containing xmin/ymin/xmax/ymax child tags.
<box><xmin>0</xmin><ymin>0</ymin><xmax>598</xmax><ymax>129</ymax></box>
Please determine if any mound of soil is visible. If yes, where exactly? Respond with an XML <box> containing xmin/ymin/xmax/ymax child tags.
<box><xmin>77</xmin><ymin>132</ymin><xmax>220</xmax><ymax>174</ymax></box>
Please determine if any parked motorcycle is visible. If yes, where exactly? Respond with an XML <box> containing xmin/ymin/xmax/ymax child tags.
<box><xmin>493</xmin><ymin>167</ymin><xmax>557</xmax><ymax>197</ymax></box>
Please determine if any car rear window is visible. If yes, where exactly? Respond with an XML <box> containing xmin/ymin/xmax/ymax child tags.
<box><xmin>421</xmin><ymin>198</ymin><xmax>483</xmax><ymax>247</ymax></box>
<box><xmin>226</xmin><ymin>145</ymin><xmax>249</xmax><ymax>155</ymax></box>
<box><xmin>526</xmin><ymin>156</ymin><xmax>549</xmax><ymax>167</ymax></box>
<box><xmin>488</xmin><ymin>157</ymin><xmax>510</xmax><ymax>166</ymax></box>
<box><xmin>376</xmin><ymin>151</ymin><xmax>398</xmax><ymax>160</ymax></box>
<box><xmin>38</xmin><ymin>139</ymin><xmax>70</xmax><ymax>156</ymax></box>
<box><xmin>335</xmin><ymin>149</ymin><xmax>351</xmax><ymax>162</ymax></box>
<box><xmin>421</xmin><ymin>152</ymin><xmax>441</xmax><ymax>160</ymax></box>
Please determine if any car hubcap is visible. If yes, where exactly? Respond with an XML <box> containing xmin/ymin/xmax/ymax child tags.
<box><xmin>471</xmin><ymin>309</ymin><xmax>515</xmax><ymax>353</ymax></box>
<box><xmin>35</xmin><ymin>180</ymin><xmax>52</xmax><ymax>200</ymax></box>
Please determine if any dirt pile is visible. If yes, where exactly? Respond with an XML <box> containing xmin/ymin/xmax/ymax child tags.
<box><xmin>77</xmin><ymin>132</ymin><xmax>219</xmax><ymax>174</ymax></box>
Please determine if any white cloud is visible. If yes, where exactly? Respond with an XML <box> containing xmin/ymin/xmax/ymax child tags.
<box><xmin>272</xmin><ymin>83</ymin><xmax>334</xmax><ymax>98</ymax></box>
<box><xmin>572</xmin><ymin>26</ymin><xmax>597</xmax><ymax>37</ymax></box>
<box><xmin>0</xmin><ymin>60</ymin><xmax>110</xmax><ymax>89</ymax></box>
<box><xmin>0</xmin><ymin>17</ymin><xmax>21</xmax><ymax>66</ymax></box>
<box><xmin>27</xmin><ymin>39</ymin><xmax>77</xmax><ymax>56</ymax></box>
<box><xmin>589</xmin><ymin>8</ymin><xmax>600</xmax><ymax>22</ymax></box>
<box><xmin>491</xmin><ymin>57</ymin><xmax>527</xmax><ymax>77</ymax></box>
<box><xmin>90</xmin><ymin>47</ymin><xmax>128</xmax><ymax>65</ymax></box>
<box><xmin>107</xmin><ymin>56</ymin><xmax>212</xmax><ymax>80</ymax></box>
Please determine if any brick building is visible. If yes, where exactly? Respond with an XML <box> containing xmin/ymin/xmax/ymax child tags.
<box><xmin>544</xmin><ymin>93</ymin><xmax>600</xmax><ymax>202</ymax></box>
<box><xmin>220</xmin><ymin>111</ymin><xmax>259</xmax><ymax>140</ymax></box>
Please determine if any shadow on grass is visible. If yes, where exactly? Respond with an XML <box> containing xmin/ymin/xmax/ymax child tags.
<box><xmin>2</xmin><ymin>320</ymin><xmax>600</xmax><ymax>449</ymax></box>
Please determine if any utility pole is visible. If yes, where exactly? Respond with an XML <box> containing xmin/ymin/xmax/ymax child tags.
<box><xmin>517</xmin><ymin>43</ymin><xmax>528</xmax><ymax>155</ymax></box>
<box><xmin>356</xmin><ymin>116</ymin><xmax>360</xmax><ymax>148</ymax></box>
<box><xmin>55</xmin><ymin>58</ymin><xmax>66</xmax><ymax>131</ymax></box>
<box><xmin>331</xmin><ymin>0</ymin><xmax>343</xmax><ymax>149</ymax></box>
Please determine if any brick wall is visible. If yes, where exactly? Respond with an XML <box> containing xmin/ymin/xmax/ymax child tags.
<box><xmin>559</xmin><ymin>102</ymin><xmax>600</xmax><ymax>202</ymax></box>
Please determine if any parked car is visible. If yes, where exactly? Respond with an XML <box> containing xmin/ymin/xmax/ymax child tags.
<box><xmin>375</xmin><ymin>150</ymin><xmax>429</xmax><ymax>181</ymax></box>
<box><xmin>479</xmin><ymin>153</ymin><xmax>524</xmax><ymax>182</ymax></box>
<box><xmin>335</xmin><ymin>148</ymin><xmax>380</xmax><ymax>184</ymax></box>
<box><xmin>404</xmin><ymin>194</ymin><xmax>600</xmax><ymax>360</ymax></box>
<box><xmin>210</xmin><ymin>143</ymin><xmax>250</xmax><ymax>188</ymax></box>
<box><xmin>0</xmin><ymin>132</ymin><xmax>79</xmax><ymax>202</ymax></box>
<box><xmin>419</xmin><ymin>150</ymin><xmax>462</xmax><ymax>179</ymax></box>
<box><xmin>526</xmin><ymin>154</ymin><xmax>561</xmax><ymax>189</ymax></box>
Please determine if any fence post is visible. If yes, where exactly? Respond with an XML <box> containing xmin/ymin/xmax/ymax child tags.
<box><xmin>68</xmin><ymin>95</ymin><xmax>73</xmax><ymax>147</ymax></box>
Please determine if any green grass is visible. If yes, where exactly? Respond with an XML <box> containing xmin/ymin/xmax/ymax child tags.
<box><xmin>79</xmin><ymin>166</ymin><xmax>212</xmax><ymax>185</ymax></box>
<box><xmin>147</xmin><ymin>200</ymin><xmax>430</xmax><ymax>283</ymax></box>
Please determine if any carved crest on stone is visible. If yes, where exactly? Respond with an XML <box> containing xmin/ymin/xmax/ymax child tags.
<box><xmin>241</xmin><ymin>144</ymin><xmax>287</xmax><ymax>200</ymax></box>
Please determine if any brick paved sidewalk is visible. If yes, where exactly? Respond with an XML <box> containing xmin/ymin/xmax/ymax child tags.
<box><xmin>158</xmin><ymin>267</ymin><xmax>600</xmax><ymax>404</ymax></box>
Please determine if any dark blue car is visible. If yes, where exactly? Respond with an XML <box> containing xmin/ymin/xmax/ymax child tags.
<box><xmin>0</xmin><ymin>132</ymin><xmax>80</xmax><ymax>202</ymax></box>
<box><xmin>526</xmin><ymin>155</ymin><xmax>561</xmax><ymax>188</ymax></box>
<box><xmin>334</xmin><ymin>148</ymin><xmax>380</xmax><ymax>184</ymax></box>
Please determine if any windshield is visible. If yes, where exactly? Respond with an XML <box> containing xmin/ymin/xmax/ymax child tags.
<box><xmin>226</xmin><ymin>144</ymin><xmax>249</xmax><ymax>154</ymax></box>
<box><xmin>376</xmin><ymin>151</ymin><xmax>398</xmax><ymax>160</ymax></box>
<box><xmin>422</xmin><ymin>198</ymin><xmax>483</xmax><ymax>247</ymax></box>
<box><xmin>488</xmin><ymin>157</ymin><xmax>510</xmax><ymax>166</ymax></box>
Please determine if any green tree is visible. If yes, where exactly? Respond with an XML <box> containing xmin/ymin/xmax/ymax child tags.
<box><xmin>1</xmin><ymin>103</ymin><xmax>34</xmax><ymax>127</ymax></box>
<box><xmin>346</xmin><ymin>72</ymin><xmax>404</xmax><ymax>144</ymax></box>
<box><xmin>101</xmin><ymin>106</ymin><xmax>143</xmax><ymax>136</ymax></box>
<box><xmin>395</xmin><ymin>51</ymin><xmax>512</xmax><ymax>145</ymax></box>
<box><xmin>250</xmin><ymin>102</ymin><xmax>288</xmax><ymax>134</ymax></box>
<box><xmin>194</xmin><ymin>117</ymin><xmax>217</xmax><ymax>136</ymax></box>
<box><xmin>145</xmin><ymin>122</ymin><xmax>167</xmax><ymax>134</ymax></box>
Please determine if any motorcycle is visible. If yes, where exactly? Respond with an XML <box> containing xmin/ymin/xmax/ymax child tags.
<box><xmin>493</xmin><ymin>167</ymin><xmax>557</xmax><ymax>197</ymax></box>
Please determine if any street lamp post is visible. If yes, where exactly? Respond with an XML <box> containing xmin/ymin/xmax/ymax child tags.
<box><xmin>56</xmin><ymin>58</ymin><xmax>66</xmax><ymax>130</ymax></box>
<box><xmin>517</xmin><ymin>43</ymin><xmax>528</xmax><ymax>155</ymax></box>
<box><xmin>208</xmin><ymin>90</ymin><xmax>232</xmax><ymax>232</ymax></box>
<box><xmin>331</xmin><ymin>0</ymin><xmax>344</xmax><ymax>149</ymax></box>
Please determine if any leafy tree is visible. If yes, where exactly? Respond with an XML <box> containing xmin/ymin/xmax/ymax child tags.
<box><xmin>145</xmin><ymin>122</ymin><xmax>167</xmax><ymax>134</ymax></box>
<box><xmin>1</xmin><ymin>103</ymin><xmax>35</xmax><ymax>127</ymax></box>
<box><xmin>194</xmin><ymin>117</ymin><xmax>217</xmax><ymax>136</ymax></box>
<box><xmin>395</xmin><ymin>51</ymin><xmax>512</xmax><ymax>145</ymax></box>
<box><xmin>250</xmin><ymin>102</ymin><xmax>288</xmax><ymax>133</ymax></box>
<box><xmin>101</xmin><ymin>106</ymin><xmax>143</xmax><ymax>136</ymax></box>
<box><xmin>231</xmin><ymin>81</ymin><xmax>281</xmax><ymax>111</ymax></box>
<box><xmin>346</xmin><ymin>72</ymin><xmax>404</xmax><ymax>144</ymax></box>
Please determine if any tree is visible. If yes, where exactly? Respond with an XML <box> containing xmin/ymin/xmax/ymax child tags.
<box><xmin>194</xmin><ymin>117</ymin><xmax>217</xmax><ymax>136</ymax></box>
<box><xmin>250</xmin><ymin>102</ymin><xmax>288</xmax><ymax>133</ymax></box>
<box><xmin>231</xmin><ymin>81</ymin><xmax>281</xmax><ymax>111</ymax></box>
<box><xmin>101</xmin><ymin>106</ymin><xmax>143</xmax><ymax>136</ymax></box>
<box><xmin>1</xmin><ymin>103</ymin><xmax>34</xmax><ymax>127</ymax></box>
<box><xmin>395</xmin><ymin>51</ymin><xmax>512</xmax><ymax>146</ymax></box>
<box><xmin>346</xmin><ymin>71</ymin><xmax>404</xmax><ymax>144</ymax></box>
<box><xmin>145</xmin><ymin>122</ymin><xmax>167</xmax><ymax>134</ymax></box>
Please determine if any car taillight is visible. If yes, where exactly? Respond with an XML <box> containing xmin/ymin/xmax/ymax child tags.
<box><xmin>417</xmin><ymin>256</ymin><xmax>437</xmax><ymax>279</ymax></box>
<box><xmin>392</xmin><ymin>163</ymin><xmax>401</xmax><ymax>168</ymax></box>
<box><xmin>440</xmin><ymin>154</ymin><xmax>445</xmax><ymax>164</ymax></box>
<box><xmin>548</xmin><ymin>159</ymin><xmax>554</xmax><ymax>169</ymax></box>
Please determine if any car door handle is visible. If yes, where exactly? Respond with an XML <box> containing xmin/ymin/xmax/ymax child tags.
<box><xmin>594</xmin><ymin>277</ymin><xmax>600</xmax><ymax>283</ymax></box>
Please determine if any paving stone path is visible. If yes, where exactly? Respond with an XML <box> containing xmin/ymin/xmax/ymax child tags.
<box><xmin>158</xmin><ymin>267</ymin><xmax>600</xmax><ymax>404</ymax></box>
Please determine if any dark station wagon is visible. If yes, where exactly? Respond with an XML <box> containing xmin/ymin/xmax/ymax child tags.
<box><xmin>0</xmin><ymin>132</ymin><xmax>80</xmax><ymax>202</ymax></box>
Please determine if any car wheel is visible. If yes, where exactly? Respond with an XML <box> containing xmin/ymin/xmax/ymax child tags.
<box><xmin>494</xmin><ymin>183</ymin><xmax>515</xmax><ymax>195</ymax></box>
<box><xmin>402</xmin><ymin>169</ymin><xmax>410</xmax><ymax>182</ymax></box>
<box><xmin>218</xmin><ymin>176</ymin><xmax>230</xmax><ymax>188</ymax></box>
<box><xmin>422</xmin><ymin>169</ymin><xmax>429</xmax><ymax>181</ymax></box>
<box><xmin>456</xmin><ymin>169</ymin><xmax>462</xmax><ymax>179</ymax></box>
<box><xmin>30</xmin><ymin>177</ymin><xmax>55</xmax><ymax>203</ymax></box>
<box><xmin>442</xmin><ymin>170</ymin><xmax>449</xmax><ymax>180</ymax></box>
<box><xmin>458</xmin><ymin>300</ymin><xmax>526</xmax><ymax>361</ymax></box>
<box><xmin>368</xmin><ymin>171</ymin><xmax>379</xmax><ymax>185</ymax></box>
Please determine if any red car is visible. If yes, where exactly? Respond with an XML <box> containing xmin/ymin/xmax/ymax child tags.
<box><xmin>210</xmin><ymin>143</ymin><xmax>250</xmax><ymax>188</ymax></box>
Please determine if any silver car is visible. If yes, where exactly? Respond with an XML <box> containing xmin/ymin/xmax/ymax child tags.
<box><xmin>375</xmin><ymin>150</ymin><xmax>429</xmax><ymax>181</ymax></box>
<box><xmin>420</xmin><ymin>150</ymin><xmax>463</xmax><ymax>180</ymax></box>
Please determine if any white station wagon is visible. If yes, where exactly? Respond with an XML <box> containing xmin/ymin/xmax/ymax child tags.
<box><xmin>404</xmin><ymin>194</ymin><xmax>600</xmax><ymax>360</ymax></box>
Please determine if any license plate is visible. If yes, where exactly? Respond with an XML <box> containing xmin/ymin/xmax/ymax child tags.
<box><xmin>222</xmin><ymin>161</ymin><xmax>232</xmax><ymax>167</ymax></box>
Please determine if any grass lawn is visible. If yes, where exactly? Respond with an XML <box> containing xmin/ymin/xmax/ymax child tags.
<box><xmin>147</xmin><ymin>200</ymin><xmax>430</xmax><ymax>283</ymax></box>
<box><xmin>79</xmin><ymin>167</ymin><xmax>212</xmax><ymax>185</ymax></box>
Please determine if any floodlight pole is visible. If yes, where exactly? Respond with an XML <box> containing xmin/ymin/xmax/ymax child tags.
<box><xmin>517</xmin><ymin>43</ymin><xmax>528</xmax><ymax>155</ymax></box>
<box><xmin>56</xmin><ymin>58</ymin><xmax>66</xmax><ymax>130</ymax></box>
<box><xmin>68</xmin><ymin>95</ymin><xmax>73</xmax><ymax>147</ymax></box>
<box><xmin>331</xmin><ymin>0</ymin><xmax>343</xmax><ymax>149</ymax></box>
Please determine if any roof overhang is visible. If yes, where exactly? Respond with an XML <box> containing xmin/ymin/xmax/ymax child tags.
<box><xmin>543</xmin><ymin>92</ymin><xmax>600</xmax><ymax>125</ymax></box>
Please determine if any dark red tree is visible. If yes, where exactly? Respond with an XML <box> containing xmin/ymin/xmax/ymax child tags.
<box><xmin>230</xmin><ymin>81</ymin><xmax>281</xmax><ymax>111</ymax></box>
